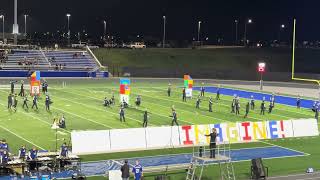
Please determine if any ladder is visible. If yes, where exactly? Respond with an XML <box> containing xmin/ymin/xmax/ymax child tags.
<box><xmin>186</xmin><ymin>145</ymin><xmax>207</xmax><ymax>180</ymax></box>
<box><xmin>186</xmin><ymin>156</ymin><xmax>205</xmax><ymax>180</ymax></box>
<box><xmin>218</xmin><ymin>142</ymin><xmax>235</xmax><ymax>180</ymax></box>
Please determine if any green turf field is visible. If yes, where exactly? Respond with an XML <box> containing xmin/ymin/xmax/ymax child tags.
<box><xmin>0</xmin><ymin>78</ymin><xmax>319</xmax><ymax>179</ymax></box>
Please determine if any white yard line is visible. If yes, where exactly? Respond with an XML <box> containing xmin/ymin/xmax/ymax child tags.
<box><xmin>51</xmin><ymin>91</ymin><xmax>149</xmax><ymax>127</ymax></box>
<box><xmin>0</xmin><ymin>125</ymin><xmax>45</xmax><ymax>150</ymax></box>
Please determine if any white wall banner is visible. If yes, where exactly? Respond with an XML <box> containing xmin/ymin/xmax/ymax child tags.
<box><xmin>71</xmin><ymin>119</ymin><xmax>319</xmax><ymax>155</ymax></box>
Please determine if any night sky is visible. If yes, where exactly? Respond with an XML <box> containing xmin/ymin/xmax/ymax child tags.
<box><xmin>0</xmin><ymin>0</ymin><xmax>319</xmax><ymax>42</ymax></box>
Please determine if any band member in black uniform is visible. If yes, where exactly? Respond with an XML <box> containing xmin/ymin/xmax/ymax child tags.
<box><xmin>196</xmin><ymin>96</ymin><xmax>201</xmax><ymax>109</ymax></box>
<box><xmin>209</xmin><ymin>97</ymin><xmax>213</xmax><ymax>112</ymax></box>
<box><xmin>260</xmin><ymin>99</ymin><xmax>266</xmax><ymax>115</ymax></box>
<box><xmin>32</xmin><ymin>95</ymin><xmax>38</xmax><ymax>110</ymax></box>
<box><xmin>182</xmin><ymin>87</ymin><xmax>187</xmax><ymax>102</ymax></box>
<box><xmin>120</xmin><ymin>106</ymin><xmax>125</xmax><ymax>122</ymax></box>
<box><xmin>170</xmin><ymin>110</ymin><xmax>179</xmax><ymax>126</ymax></box>
<box><xmin>143</xmin><ymin>110</ymin><xmax>149</xmax><ymax>127</ymax></box>
<box><xmin>205</xmin><ymin>128</ymin><xmax>218</xmax><ymax>158</ymax></box>
<box><xmin>244</xmin><ymin>102</ymin><xmax>250</xmax><ymax>118</ymax></box>
<box><xmin>250</xmin><ymin>95</ymin><xmax>255</xmax><ymax>110</ymax></box>
<box><xmin>167</xmin><ymin>83</ymin><xmax>171</xmax><ymax>97</ymax></box>
<box><xmin>22</xmin><ymin>95</ymin><xmax>29</xmax><ymax>109</ymax></box>
<box><xmin>18</xmin><ymin>81</ymin><xmax>25</xmax><ymax>97</ymax></box>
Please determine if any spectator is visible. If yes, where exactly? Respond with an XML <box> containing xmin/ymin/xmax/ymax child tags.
<box><xmin>121</xmin><ymin>160</ymin><xmax>130</xmax><ymax>180</ymax></box>
<box><xmin>132</xmin><ymin>160</ymin><xmax>143</xmax><ymax>180</ymax></box>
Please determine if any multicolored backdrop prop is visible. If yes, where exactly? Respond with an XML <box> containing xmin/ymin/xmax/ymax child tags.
<box><xmin>71</xmin><ymin>118</ymin><xmax>319</xmax><ymax>154</ymax></box>
<box><xmin>184</xmin><ymin>75</ymin><xmax>193</xmax><ymax>97</ymax></box>
<box><xmin>30</xmin><ymin>71</ymin><xmax>41</xmax><ymax>96</ymax></box>
<box><xmin>119</xmin><ymin>78</ymin><xmax>130</xmax><ymax>104</ymax></box>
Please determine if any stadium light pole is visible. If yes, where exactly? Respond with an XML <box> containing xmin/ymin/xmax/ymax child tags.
<box><xmin>279</xmin><ymin>24</ymin><xmax>285</xmax><ymax>43</ymax></box>
<box><xmin>235</xmin><ymin>19</ymin><xmax>238</xmax><ymax>45</ymax></box>
<box><xmin>66</xmin><ymin>13</ymin><xmax>71</xmax><ymax>46</ymax></box>
<box><xmin>162</xmin><ymin>16</ymin><xmax>166</xmax><ymax>48</ymax></box>
<box><xmin>24</xmin><ymin>14</ymin><xmax>28</xmax><ymax>36</ymax></box>
<box><xmin>197</xmin><ymin>21</ymin><xmax>201</xmax><ymax>42</ymax></box>
<box><xmin>0</xmin><ymin>15</ymin><xmax>4</xmax><ymax>41</ymax></box>
<box><xmin>244</xmin><ymin>19</ymin><xmax>252</xmax><ymax>46</ymax></box>
<box><xmin>103</xmin><ymin>20</ymin><xmax>106</xmax><ymax>40</ymax></box>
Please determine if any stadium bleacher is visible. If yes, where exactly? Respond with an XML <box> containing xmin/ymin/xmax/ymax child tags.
<box><xmin>0</xmin><ymin>49</ymin><xmax>99</xmax><ymax>72</ymax></box>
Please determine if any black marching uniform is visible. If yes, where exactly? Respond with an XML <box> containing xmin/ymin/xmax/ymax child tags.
<box><xmin>45</xmin><ymin>95</ymin><xmax>51</xmax><ymax>111</ymax></box>
<box><xmin>135</xmin><ymin>96</ymin><xmax>141</xmax><ymax>106</ymax></box>
<box><xmin>18</xmin><ymin>83</ymin><xmax>25</xmax><ymax>97</ymax></box>
<box><xmin>7</xmin><ymin>94</ymin><xmax>12</xmax><ymax>109</ymax></box>
<box><xmin>182</xmin><ymin>88</ymin><xmax>187</xmax><ymax>102</ymax></box>
<box><xmin>22</xmin><ymin>96</ymin><xmax>29</xmax><ymax>109</ymax></box>
<box><xmin>32</xmin><ymin>95</ymin><xmax>38</xmax><ymax>110</ymax></box>
<box><xmin>209</xmin><ymin>97</ymin><xmax>213</xmax><ymax>112</ymax></box>
<box><xmin>104</xmin><ymin>97</ymin><xmax>110</xmax><ymax>107</ymax></box>
<box><xmin>260</xmin><ymin>101</ymin><xmax>265</xmax><ymax>115</ymax></box>
<box><xmin>196</xmin><ymin>97</ymin><xmax>201</xmax><ymax>109</ymax></box>
<box><xmin>171</xmin><ymin>110</ymin><xmax>179</xmax><ymax>126</ymax></box>
<box><xmin>119</xmin><ymin>107</ymin><xmax>125</xmax><ymax>122</ymax></box>
<box><xmin>205</xmin><ymin>131</ymin><xmax>217</xmax><ymax>158</ymax></box>
<box><xmin>235</xmin><ymin>97</ymin><xmax>240</xmax><ymax>115</ymax></box>
<box><xmin>200</xmin><ymin>86</ymin><xmax>205</xmax><ymax>97</ymax></box>
<box><xmin>12</xmin><ymin>94</ymin><xmax>18</xmax><ymax>111</ymax></box>
<box><xmin>143</xmin><ymin>111</ymin><xmax>149</xmax><ymax>127</ymax></box>
<box><xmin>10</xmin><ymin>81</ymin><xmax>15</xmax><ymax>94</ymax></box>
<box><xmin>250</xmin><ymin>96</ymin><xmax>255</xmax><ymax>110</ymax></box>
<box><xmin>231</xmin><ymin>97</ymin><xmax>236</xmax><ymax>113</ymax></box>
<box><xmin>268</xmin><ymin>97</ymin><xmax>275</xmax><ymax>114</ymax></box>
<box><xmin>167</xmin><ymin>86</ymin><xmax>171</xmax><ymax>97</ymax></box>
<box><xmin>244</xmin><ymin>102</ymin><xmax>250</xmax><ymax>118</ymax></box>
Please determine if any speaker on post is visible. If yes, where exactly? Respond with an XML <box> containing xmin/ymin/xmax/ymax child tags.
<box><xmin>250</xmin><ymin>158</ymin><xmax>268</xmax><ymax>180</ymax></box>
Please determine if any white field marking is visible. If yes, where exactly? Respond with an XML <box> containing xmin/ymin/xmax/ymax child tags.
<box><xmin>0</xmin><ymin>125</ymin><xmax>45</xmax><ymax>150</ymax></box>
<box><xmin>0</xmin><ymin>99</ymin><xmax>71</xmax><ymax>134</ymax></box>
<box><xmin>133</xmin><ymin>87</ymin><xmax>313</xmax><ymax>150</ymax></box>
<box><xmin>132</xmin><ymin>87</ymin><xmax>265</xmax><ymax>122</ymax></box>
<box><xmin>268</xmin><ymin>172</ymin><xmax>320</xmax><ymax>179</ymax></box>
<box><xmin>78</xmin><ymin>88</ymin><xmax>213</xmax><ymax>125</ymax></box>
<box><xmin>150</xmin><ymin>87</ymin><xmax>298</xmax><ymax>119</ymax></box>
<box><xmin>65</xmin><ymin>88</ymin><xmax>194</xmax><ymax>125</ymax></box>
<box><xmin>51</xmin><ymin>93</ymin><xmax>145</xmax><ymax>128</ymax></box>
<box><xmin>261</xmin><ymin>140</ymin><xmax>310</xmax><ymax>156</ymax></box>
<box><xmin>84</xmin><ymin>88</ymin><xmax>297</xmax><ymax>151</ymax></box>
<box><xmin>82</xmin><ymin>145</ymin><xmax>275</xmax><ymax>163</ymax></box>
<box><xmin>51</xmin><ymin>104</ymin><xmax>115</xmax><ymax>129</ymax></box>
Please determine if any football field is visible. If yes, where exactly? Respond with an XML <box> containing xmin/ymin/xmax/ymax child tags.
<box><xmin>0</xmin><ymin>78</ymin><xmax>319</xmax><ymax>179</ymax></box>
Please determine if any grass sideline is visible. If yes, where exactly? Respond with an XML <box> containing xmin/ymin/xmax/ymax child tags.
<box><xmin>0</xmin><ymin>78</ymin><xmax>318</xmax><ymax>179</ymax></box>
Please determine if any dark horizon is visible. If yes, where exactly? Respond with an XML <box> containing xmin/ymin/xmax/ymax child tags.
<box><xmin>0</xmin><ymin>0</ymin><xmax>319</xmax><ymax>42</ymax></box>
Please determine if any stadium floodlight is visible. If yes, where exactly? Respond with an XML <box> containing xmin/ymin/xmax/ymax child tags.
<box><xmin>235</xmin><ymin>19</ymin><xmax>239</xmax><ymax>44</ymax></box>
<box><xmin>0</xmin><ymin>15</ymin><xmax>4</xmax><ymax>41</ymax></box>
<box><xmin>244</xmin><ymin>18</ymin><xmax>253</xmax><ymax>46</ymax></box>
<box><xmin>24</xmin><ymin>14</ymin><xmax>28</xmax><ymax>36</ymax></box>
<box><xmin>281</xmin><ymin>24</ymin><xmax>285</xmax><ymax>28</ymax></box>
<box><xmin>197</xmin><ymin>21</ymin><xmax>201</xmax><ymax>42</ymax></box>
<box><xmin>66</xmin><ymin>14</ymin><xmax>71</xmax><ymax>46</ymax></box>
<box><xmin>162</xmin><ymin>16</ymin><xmax>166</xmax><ymax>48</ymax></box>
<box><xmin>103</xmin><ymin>20</ymin><xmax>106</xmax><ymax>40</ymax></box>
<box><xmin>258</xmin><ymin>62</ymin><xmax>266</xmax><ymax>90</ymax></box>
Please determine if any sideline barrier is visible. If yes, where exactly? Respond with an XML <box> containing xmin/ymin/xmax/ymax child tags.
<box><xmin>71</xmin><ymin>119</ymin><xmax>319</xmax><ymax>155</ymax></box>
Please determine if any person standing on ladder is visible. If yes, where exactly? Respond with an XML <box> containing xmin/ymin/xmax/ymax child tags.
<box><xmin>204</xmin><ymin>128</ymin><xmax>218</xmax><ymax>158</ymax></box>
